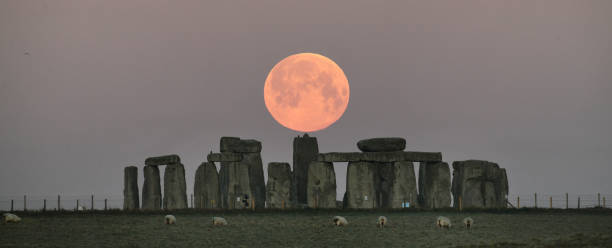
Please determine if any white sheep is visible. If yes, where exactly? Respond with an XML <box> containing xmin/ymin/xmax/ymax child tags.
<box><xmin>332</xmin><ymin>216</ymin><xmax>348</xmax><ymax>226</ymax></box>
<box><xmin>77</xmin><ymin>205</ymin><xmax>86</xmax><ymax>211</ymax></box>
<box><xmin>377</xmin><ymin>216</ymin><xmax>388</xmax><ymax>228</ymax></box>
<box><xmin>463</xmin><ymin>217</ymin><xmax>473</xmax><ymax>229</ymax></box>
<box><xmin>164</xmin><ymin>215</ymin><xmax>176</xmax><ymax>225</ymax></box>
<box><xmin>3</xmin><ymin>213</ymin><xmax>21</xmax><ymax>223</ymax></box>
<box><xmin>212</xmin><ymin>217</ymin><xmax>228</xmax><ymax>226</ymax></box>
<box><xmin>436</xmin><ymin>216</ymin><xmax>451</xmax><ymax>229</ymax></box>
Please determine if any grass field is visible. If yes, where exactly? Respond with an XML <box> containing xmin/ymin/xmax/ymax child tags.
<box><xmin>1</xmin><ymin>209</ymin><xmax>612</xmax><ymax>247</ymax></box>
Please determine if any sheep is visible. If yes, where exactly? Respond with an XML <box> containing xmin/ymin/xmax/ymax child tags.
<box><xmin>3</xmin><ymin>213</ymin><xmax>21</xmax><ymax>223</ymax></box>
<box><xmin>377</xmin><ymin>216</ymin><xmax>388</xmax><ymax>228</ymax></box>
<box><xmin>212</xmin><ymin>217</ymin><xmax>228</xmax><ymax>226</ymax></box>
<box><xmin>332</xmin><ymin>216</ymin><xmax>348</xmax><ymax>226</ymax></box>
<box><xmin>463</xmin><ymin>217</ymin><xmax>474</xmax><ymax>229</ymax></box>
<box><xmin>164</xmin><ymin>215</ymin><xmax>176</xmax><ymax>225</ymax></box>
<box><xmin>436</xmin><ymin>216</ymin><xmax>451</xmax><ymax>229</ymax></box>
<box><xmin>77</xmin><ymin>205</ymin><xmax>86</xmax><ymax>211</ymax></box>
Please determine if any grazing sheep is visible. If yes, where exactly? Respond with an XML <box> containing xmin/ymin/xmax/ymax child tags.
<box><xmin>212</xmin><ymin>217</ymin><xmax>228</xmax><ymax>226</ymax></box>
<box><xmin>332</xmin><ymin>216</ymin><xmax>348</xmax><ymax>226</ymax></box>
<box><xmin>463</xmin><ymin>217</ymin><xmax>474</xmax><ymax>229</ymax></box>
<box><xmin>377</xmin><ymin>216</ymin><xmax>388</xmax><ymax>228</ymax></box>
<box><xmin>436</xmin><ymin>216</ymin><xmax>451</xmax><ymax>229</ymax></box>
<box><xmin>164</xmin><ymin>215</ymin><xmax>176</xmax><ymax>225</ymax></box>
<box><xmin>77</xmin><ymin>205</ymin><xmax>86</xmax><ymax>211</ymax></box>
<box><xmin>3</xmin><ymin>213</ymin><xmax>21</xmax><ymax>223</ymax></box>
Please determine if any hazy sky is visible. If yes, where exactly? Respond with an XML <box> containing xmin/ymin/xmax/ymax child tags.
<box><xmin>1</xmin><ymin>0</ymin><xmax>611</xmax><ymax>207</ymax></box>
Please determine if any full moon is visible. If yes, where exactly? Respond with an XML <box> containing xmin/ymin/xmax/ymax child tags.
<box><xmin>264</xmin><ymin>53</ymin><xmax>350</xmax><ymax>132</ymax></box>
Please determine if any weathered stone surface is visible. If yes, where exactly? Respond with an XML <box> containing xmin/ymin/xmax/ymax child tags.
<box><xmin>219</xmin><ymin>161</ymin><xmax>252</xmax><ymax>209</ymax></box>
<box><xmin>317</xmin><ymin>151</ymin><xmax>442</xmax><ymax>163</ymax></box>
<box><xmin>307</xmin><ymin>162</ymin><xmax>336</xmax><ymax>208</ymax></box>
<box><xmin>194</xmin><ymin>162</ymin><xmax>220</xmax><ymax>208</ymax></box>
<box><xmin>418</xmin><ymin>162</ymin><xmax>451</xmax><ymax>208</ymax></box>
<box><xmin>123</xmin><ymin>166</ymin><xmax>139</xmax><ymax>210</ymax></box>
<box><xmin>220</xmin><ymin>137</ymin><xmax>262</xmax><ymax>153</ymax></box>
<box><xmin>389</xmin><ymin>161</ymin><xmax>418</xmax><ymax>208</ymax></box>
<box><xmin>451</xmin><ymin>160</ymin><xmax>509</xmax><ymax>208</ymax></box>
<box><xmin>243</xmin><ymin>152</ymin><xmax>266</xmax><ymax>209</ymax></box>
<box><xmin>266</xmin><ymin>162</ymin><xmax>292</xmax><ymax>208</ymax></box>
<box><xmin>344</xmin><ymin>161</ymin><xmax>418</xmax><ymax>209</ymax></box>
<box><xmin>142</xmin><ymin>165</ymin><xmax>161</xmax><ymax>209</ymax></box>
<box><xmin>217</xmin><ymin>137</ymin><xmax>266</xmax><ymax>209</ymax></box>
<box><xmin>145</xmin><ymin>154</ymin><xmax>180</xmax><ymax>166</ymax></box>
<box><xmin>207</xmin><ymin>152</ymin><xmax>243</xmax><ymax>162</ymax></box>
<box><xmin>357</xmin><ymin>138</ymin><xmax>406</xmax><ymax>152</ymax></box>
<box><xmin>163</xmin><ymin>163</ymin><xmax>188</xmax><ymax>209</ymax></box>
<box><xmin>293</xmin><ymin>134</ymin><xmax>319</xmax><ymax>205</ymax></box>
<box><xmin>345</xmin><ymin>161</ymin><xmax>378</xmax><ymax>209</ymax></box>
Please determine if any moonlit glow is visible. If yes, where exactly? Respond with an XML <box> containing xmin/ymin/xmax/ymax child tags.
<box><xmin>264</xmin><ymin>53</ymin><xmax>350</xmax><ymax>132</ymax></box>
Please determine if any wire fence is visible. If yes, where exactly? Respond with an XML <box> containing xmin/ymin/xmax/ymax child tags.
<box><xmin>0</xmin><ymin>193</ymin><xmax>610</xmax><ymax>211</ymax></box>
<box><xmin>508</xmin><ymin>193</ymin><xmax>611</xmax><ymax>209</ymax></box>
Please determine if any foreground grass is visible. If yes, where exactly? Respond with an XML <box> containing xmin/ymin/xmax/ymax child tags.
<box><xmin>1</xmin><ymin>209</ymin><xmax>611</xmax><ymax>247</ymax></box>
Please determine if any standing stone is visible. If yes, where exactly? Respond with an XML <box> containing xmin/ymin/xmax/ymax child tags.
<box><xmin>345</xmin><ymin>161</ymin><xmax>378</xmax><ymax>209</ymax></box>
<box><xmin>219</xmin><ymin>161</ymin><xmax>252</xmax><ymax>209</ymax></box>
<box><xmin>123</xmin><ymin>166</ymin><xmax>139</xmax><ymax>210</ymax></box>
<box><xmin>266</xmin><ymin>162</ymin><xmax>292</xmax><ymax>208</ymax></box>
<box><xmin>194</xmin><ymin>162</ymin><xmax>220</xmax><ymax>208</ymax></box>
<box><xmin>293</xmin><ymin>133</ymin><xmax>319</xmax><ymax>205</ymax></box>
<box><xmin>218</xmin><ymin>137</ymin><xmax>265</xmax><ymax>209</ymax></box>
<box><xmin>142</xmin><ymin>165</ymin><xmax>161</xmax><ymax>210</ymax></box>
<box><xmin>389</xmin><ymin>161</ymin><xmax>418</xmax><ymax>208</ymax></box>
<box><xmin>418</xmin><ymin>162</ymin><xmax>451</xmax><ymax>208</ymax></box>
<box><xmin>163</xmin><ymin>163</ymin><xmax>188</xmax><ymax>209</ymax></box>
<box><xmin>307</xmin><ymin>161</ymin><xmax>336</xmax><ymax>208</ymax></box>
<box><xmin>451</xmin><ymin>160</ymin><xmax>509</xmax><ymax>208</ymax></box>
<box><xmin>243</xmin><ymin>152</ymin><xmax>266</xmax><ymax>209</ymax></box>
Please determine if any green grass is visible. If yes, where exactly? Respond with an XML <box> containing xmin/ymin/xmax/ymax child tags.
<box><xmin>2</xmin><ymin>209</ymin><xmax>612</xmax><ymax>247</ymax></box>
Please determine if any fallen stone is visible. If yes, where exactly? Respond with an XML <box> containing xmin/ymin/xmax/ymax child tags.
<box><xmin>418</xmin><ymin>162</ymin><xmax>451</xmax><ymax>208</ymax></box>
<box><xmin>145</xmin><ymin>154</ymin><xmax>180</xmax><ymax>166</ymax></box>
<box><xmin>207</xmin><ymin>152</ymin><xmax>243</xmax><ymax>162</ymax></box>
<box><xmin>163</xmin><ymin>163</ymin><xmax>188</xmax><ymax>209</ymax></box>
<box><xmin>142</xmin><ymin>165</ymin><xmax>161</xmax><ymax>209</ymax></box>
<box><xmin>307</xmin><ymin>161</ymin><xmax>336</xmax><ymax>208</ymax></box>
<box><xmin>293</xmin><ymin>133</ymin><xmax>319</xmax><ymax>205</ymax></box>
<box><xmin>266</xmin><ymin>162</ymin><xmax>292</xmax><ymax>208</ymax></box>
<box><xmin>220</xmin><ymin>137</ymin><xmax>262</xmax><ymax>153</ymax></box>
<box><xmin>194</xmin><ymin>162</ymin><xmax>220</xmax><ymax>208</ymax></box>
<box><xmin>317</xmin><ymin>151</ymin><xmax>442</xmax><ymax>163</ymax></box>
<box><xmin>451</xmin><ymin>160</ymin><xmax>509</xmax><ymax>208</ymax></box>
<box><xmin>357</xmin><ymin>137</ymin><xmax>406</xmax><ymax>152</ymax></box>
<box><xmin>123</xmin><ymin>166</ymin><xmax>139</xmax><ymax>210</ymax></box>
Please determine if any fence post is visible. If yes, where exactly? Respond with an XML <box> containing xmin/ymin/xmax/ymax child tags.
<box><xmin>598</xmin><ymin>193</ymin><xmax>601</xmax><ymax>207</ymax></box>
<box><xmin>77</xmin><ymin>199</ymin><xmax>79</xmax><ymax>210</ymax></box>
<box><xmin>459</xmin><ymin>196</ymin><xmax>463</xmax><ymax>211</ymax></box>
<box><xmin>517</xmin><ymin>196</ymin><xmax>520</xmax><ymax>208</ymax></box>
<box><xmin>549</xmin><ymin>196</ymin><xmax>552</xmax><ymax>209</ymax></box>
<box><xmin>534</xmin><ymin>193</ymin><xmax>537</xmax><ymax>208</ymax></box>
<box><xmin>11</xmin><ymin>199</ymin><xmax>14</xmax><ymax>211</ymax></box>
<box><xmin>578</xmin><ymin>196</ymin><xmax>581</xmax><ymax>209</ymax></box>
<box><xmin>91</xmin><ymin>194</ymin><xmax>94</xmax><ymax>210</ymax></box>
<box><xmin>251</xmin><ymin>199</ymin><xmax>255</xmax><ymax>210</ymax></box>
<box><xmin>43</xmin><ymin>199</ymin><xmax>47</xmax><ymax>212</ymax></box>
<box><xmin>565</xmin><ymin>193</ymin><xmax>568</xmax><ymax>209</ymax></box>
<box><xmin>58</xmin><ymin>195</ymin><xmax>61</xmax><ymax>211</ymax></box>
<box><xmin>24</xmin><ymin>195</ymin><xmax>27</xmax><ymax>211</ymax></box>
<box><xmin>104</xmin><ymin>199</ymin><xmax>108</xmax><ymax>211</ymax></box>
